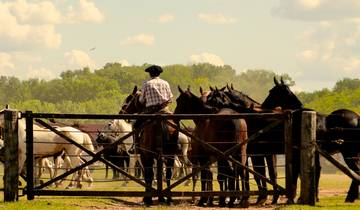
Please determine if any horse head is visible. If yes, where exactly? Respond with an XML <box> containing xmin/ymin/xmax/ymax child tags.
<box><xmin>261</xmin><ymin>77</ymin><xmax>303</xmax><ymax>110</ymax></box>
<box><xmin>119</xmin><ymin>86</ymin><xmax>144</xmax><ymax>114</ymax></box>
<box><xmin>175</xmin><ymin>86</ymin><xmax>217</xmax><ymax>114</ymax></box>
<box><xmin>225</xmin><ymin>85</ymin><xmax>261</xmax><ymax>108</ymax></box>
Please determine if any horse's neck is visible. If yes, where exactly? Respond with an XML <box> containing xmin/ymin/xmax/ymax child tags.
<box><xmin>117</xmin><ymin>120</ymin><xmax>132</xmax><ymax>132</ymax></box>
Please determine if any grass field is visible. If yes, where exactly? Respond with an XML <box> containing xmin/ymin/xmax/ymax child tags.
<box><xmin>0</xmin><ymin>164</ymin><xmax>359</xmax><ymax>210</ymax></box>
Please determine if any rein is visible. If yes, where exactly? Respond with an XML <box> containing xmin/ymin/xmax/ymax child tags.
<box><xmin>119</xmin><ymin>92</ymin><xmax>140</xmax><ymax>114</ymax></box>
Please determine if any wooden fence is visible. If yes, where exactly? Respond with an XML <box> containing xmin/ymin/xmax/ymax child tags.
<box><xmin>0</xmin><ymin>109</ymin><xmax>329</xmax><ymax>206</ymax></box>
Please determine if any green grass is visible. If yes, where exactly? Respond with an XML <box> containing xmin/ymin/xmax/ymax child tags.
<box><xmin>278</xmin><ymin>196</ymin><xmax>360</xmax><ymax>210</ymax></box>
<box><xmin>0</xmin><ymin>166</ymin><xmax>360</xmax><ymax>209</ymax></box>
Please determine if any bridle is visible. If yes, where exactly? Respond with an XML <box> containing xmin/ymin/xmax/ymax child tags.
<box><xmin>119</xmin><ymin>91</ymin><xmax>140</xmax><ymax>114</ymax></box>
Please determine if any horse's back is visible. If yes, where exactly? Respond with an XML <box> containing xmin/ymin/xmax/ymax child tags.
<box><xmin>327</xmin><ymin>108</ymin><xmax>359</xmax><ymax>128</ymax></box>
<box><xmin>193</xmin><ymin>108</ymin><xmax>247</xmax><ymax>153</ymax></box>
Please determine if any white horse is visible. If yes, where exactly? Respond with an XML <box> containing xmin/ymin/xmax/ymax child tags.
<box><xmin>0</xmin><ymin>116</ymin><xmax>95</xmax><ymax>188</ymax></box>
<box><xmin>105</xmin><ymin>119</ymin><xmax>142</xmax><ymax>184</ymax></box>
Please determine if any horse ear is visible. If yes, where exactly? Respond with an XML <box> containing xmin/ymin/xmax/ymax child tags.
<box><xmin>280</xmin><ymin>77</ymin><xmax>285</xmax><ymax>85</ymax></box>
<box><xmin>220</xmin><ymin>86</ymin><xmax>226</xmax><ymax>91</ymax></box>
<box><xmin>209</xmin><ymin>86</ymin><xmax>214</xmax><ymax>91</ymax></box>
<box><xmin>231</xmin><ymin>83</ymin><xmax>234</xmax><ymax>90</ymax></box>
<box><xmin>274</xmin><ymin>77</ymin><xmax>280</xmax><ymax>86</ymax></box>
<box><xmin>178</xmin><ymin>85</ymin><xmax>184</xmax><ymax>94</ymax></box>
<box><xmin>199</xmin><ymin>86</ymin><xmax>203</xmax><ymax>95</ymax></box>
<box><xmin>132</xmin><ymin>86</ymin><xmax>138</xmax><ymax>94</ymax></box>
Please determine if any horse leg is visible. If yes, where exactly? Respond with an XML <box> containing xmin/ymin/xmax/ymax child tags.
<box><xmin>80</xmin><ymin>165</ymin><xmax>93</xmax><ymax>187</ymax></box>
<box><xmin>121</xmin><ymin>153</ymin><xmax>130</xmax><ymax>187</ymax></box>
<box><xmin>343</xmin><ymin>152</ymin><xmax>360</xmax><ymax>202</ymax></box>
<box><xmin>227</xmin><ymin>161</ymin><xmax>236</xmax><ymax>208</ymax></box>
<box><xmin>65</xmin><ymin>154</ymin><xmax>81</xmax><ymax>189</ymax></box>
<box><xmin>192</xmin><ymin>163</ymin><xmax>198</xmax><ymax>204</ymax></box>
<box><xmin>105</xmin><ymin>164</ymin><xmax>109</xmax><ymax>179</ymax></box>
<box><xmin>206</xmin><ymin>166</ymin><xmax>214</xmax><ymax>207</ymax></box>
<box><xmin>239</xmin><ymin>155</ymin><xmax>250</xmax><ymax>208</ymax></box>
<box><xmin>267</xmin><ymin>154</ymin><xmax>279</xmax><ymax>204</ymax></box>
<box><xmin>217</xmin><ymin>160</ymin><xmax>227</xmax><ymax>207</ymax></box>
<box><xmin>315</xmin><ymin>151</ymin><xmax>321</xmax><ymax>202</ymax></box>
<box><xmin>288</xmin><ymin>150</ymin><xmax>300</xmax><ymax>204</ymax></box>
<box><xmin>251</xmin><ymin>156</ymin><xmax>268</xmax><ymax>205</ymax></box>
<box><xmin>141</xmin><ymin>155</ymin><xmax>154</xmax><ymax>206</ymax></box>
<box><xmin>197</xmin><ymin>166</ymin><xmax>209</xmax><ymax>206</ymax></box>
<box><xmin>165</xmin><ymin>157</ymin><xmax>175</xmax><ymax>204</ymax></box>
<box><xmin>128</xmin><ymin>155</ymin><xmax>136</xmax><ymax>177</ymax></box>
<box><xmin>34</xmin><ymin>159</ymin><xmax>42</xmax><ymax>186</ymax></box>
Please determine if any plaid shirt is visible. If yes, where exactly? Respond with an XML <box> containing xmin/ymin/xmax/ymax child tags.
<box><xmin>139</xmin><ymin>77</ymin><xmax>173</xmax><ymax>107</ymax></box>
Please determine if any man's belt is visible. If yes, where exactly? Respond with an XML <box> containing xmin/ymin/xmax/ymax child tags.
<box><xmin>144</xmin><ymin>102</ymin><xmax>169</xmax><ymax>114</ymax></box>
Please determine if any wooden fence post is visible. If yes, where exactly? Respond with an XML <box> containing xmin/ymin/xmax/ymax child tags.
<box><xmin>25</xmin><ymin>111</ymin><xmax>34</xmax><ymax>200</ymax></box>
<box><xmin>300</xmin><ymin>111</ymin><xmax>316</xmax><ymax>205</ymax></box>
<box><xmin>4</xmin><ymin>110</ymin><xmax>19</xmax><ymax>202</ymax></box>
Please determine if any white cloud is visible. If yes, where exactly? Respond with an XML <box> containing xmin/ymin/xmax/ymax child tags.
<box><xmin>64</xmin><ymin>50</ymin><xmax>96</xmax><ymax>69</ymax></box>
<box><xmin>272</xmin><ymin>0</ymin><xmax>360</xmax><ymax>21</ymax></box>
<box><xmin>0</xmin><ymin>1</ymin><xmax>61</xmax><ymax>50</ymax></box>
<box><xmin>149</xmin><ymin>13</ymin><xmax>174</xmax><ymax>24</ymax></box>
<box><xmin>9</xmin><ymin>0</ymin><xmax>62</xmax><ymax>25</ymax></box>
<box><xmin>66</xmin><ymin>0</ymin><xmax>104</xmax><ymax>23</ymax></box>
<box><xmin>297</xmin><ymin>50</ymin><xmax>318</xmax><ymax>61</ymax></box>
<box><xmin>343</xmin><ymin>57</ymin><xmax>360</xmax><ymax>73</ymax></box>
<box><xmin>197</xmin><ymin>13</ymin><xmax>237</xmax><ymax>24</ymax></box>
<box><xmin>298</xmin><ymin>0</ymin><xmax>321</xmax><ymax>9</ymax></box>
<box><xmin>26</xmin><ymin>66</ymin><xmax>55</xmax><ymax>80</ymax></box>
<box><xmin>0</xmin><ymin>52</ymin><xmax>15</xmax><ymax>74</ymax></box>
<box><xmin>190</xmin><ymin>52</ymin><xmax>225</xmax><ymax>66</ymax></box>
<box><xmin>120</xmin><ymin>34</ymin><xmax>155</xmax><ymax>46</ymax></box>
<box><xmin>118</xmin><ymin>59</ymin><xmax>130</xmax><ymax>67</ymax></box>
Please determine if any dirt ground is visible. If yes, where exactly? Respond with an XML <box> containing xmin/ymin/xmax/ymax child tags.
<box><xmin>85</xmin><ymin>189</ymin><xmax>348</xmax><ymax>210</ymax></box>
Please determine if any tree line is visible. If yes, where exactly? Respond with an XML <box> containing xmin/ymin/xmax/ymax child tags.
<box><xmin>1</xmin><ymin>62</ymin><xmax>359</xmax><ymax>114</ymax></box>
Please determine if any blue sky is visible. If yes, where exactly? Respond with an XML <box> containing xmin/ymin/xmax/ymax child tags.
<box><xmin>1</xmin><ymin>0</ymin><xmax>360</xmax><ymax>92</ymax></box>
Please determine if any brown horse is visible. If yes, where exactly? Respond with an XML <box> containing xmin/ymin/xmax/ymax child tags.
<box><xmin>174</xmin><ymin>86</ymin><xmax>250</xmax><ymax>207</ymax></box>
<box><xmin>119</xmin><ymin>86</ymin><xmax>178</xmax><ymax>206</ymax></box>
<box><xmin>202</xmin><ymin>85</ymin><xmax>281</xmax><ymax>204</ymax></box>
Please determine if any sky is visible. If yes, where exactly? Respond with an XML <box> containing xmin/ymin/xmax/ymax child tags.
<box><xmin>1</xmin><ymin>0</ymin><xmax>360</xmax><ymax>92</ymax></box>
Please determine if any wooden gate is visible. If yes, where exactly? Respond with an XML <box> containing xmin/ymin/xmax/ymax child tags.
<box><xmin>1</xmin><ymin>109</ymin><xmax>319</xmax><ymax>205</ymax></box>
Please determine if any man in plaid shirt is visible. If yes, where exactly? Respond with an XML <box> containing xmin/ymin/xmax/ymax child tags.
<box><xmin>129</xmin><ymin>65</ymin><xmax>173</xmax><ymax>154</ymax></box>
<box><xmin>139</xmin><ymin>65</ymin><xmax>173</xmax><ymax>113</ymax></box>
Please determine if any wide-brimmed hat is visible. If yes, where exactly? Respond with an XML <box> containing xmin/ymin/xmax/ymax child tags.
<box><xmin>145</xmin><ymin>65</ymin><xmax>163</xmax><ymax>74</ymax></box>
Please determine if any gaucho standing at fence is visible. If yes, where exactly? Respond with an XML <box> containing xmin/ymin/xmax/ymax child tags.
<box><xmin>126</xmin><ymin>65</ymin><xmax>173</xmax><ymax>154</ymax></box>
<box><xmin>119</xmin><ymin>65</ymin><xmax>178</xmax><ymax>206</ymax></box>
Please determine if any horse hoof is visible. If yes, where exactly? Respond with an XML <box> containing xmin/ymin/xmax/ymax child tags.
<box><xmin>158</xmin><ymin>197</ymin><xmax>166</xmax><ymax>203</ymax></box>
<box><xmin>256</xmin><ymin>197</ymin><xmax>267</xmax><ymax>205</ymax></box>
<box><xmin>218</xmin><ymin>202</ymin><xmax>226</xmax><ymax>207</ymax></box>
<box><xmin>196</xmin><ymin>201</ymin><xmax>206</xmax><ymax>207</ymax></box>
<box><xmin>345</xmin><ymin>197</ymin><xmax>356</xmax><ymax>203</ymax></box>
<box><xmin>286</xmin><ymin>199</ymin><xmax>295</xmax><ymax>204</ymax></box>
<box><xmin>167</xmin><ymin>200</ymin><xmax>174</xmax><ymax>206</ymax></box>
<box><xmin>143</xmin><ymin>197</ymin><xmax>153</xmax><ymax>206</ymax></box>
<box><xmin>228</xmin><ymin>202</ymin><xmax>235</xmax><ymax>208</ymax></box>
<box><xmin>271</xmin><ymin>195</ymin><xmax>279</xmax><ymax>204</ymax></box>
<box><xmin>240</xmin><ymin>199</ymin><xmax>250</xmax><ymax>208</ymax></box>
